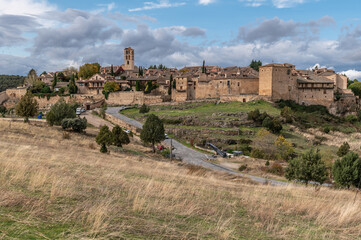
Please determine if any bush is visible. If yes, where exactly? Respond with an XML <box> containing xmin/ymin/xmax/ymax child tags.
<box><xmin>280</xmin><ymin>106</ymin><xmax>293</xmax><ymax>123</ymax></box>
<box><xmin>323</xmin><ymin>126</ymin><xmax>330</xmax><ymax>134</ymax></box>
<box><xmin>238</xmin><ymin>164</ymin><xmax>248</xmax><ymax>172</ymax></box>
<box><xmin>250</xmin><ymin>149</ymin><xmax>265</xmax><ymax>159</ymax></box>
<box><xmin>285</xmin><ymin>149</ymin><xmax>328</xmax><ymax>185</ymax></box>
<box><xmin>139</xmin><ymin>104</ymin><xmax>150</xmax><ymax>114</ymax></box>
<box><xmin>262</xmin><ymin>117</ymin><xmax>283</xmax><ymax>134</ymax></box>
<box><xmin>248</xmin><ymin>109</ymin><xmax>269</xmax><ymax>124</ymax></box>
<box><xmin>333</xmin><ymin>151</ymin><xmax>361</xmax><ymax>188</ymax></box>
<box><xmin>61</xmin><ymin>117</ymin><xmax>87</xmax><ymax>132</ymax></box>
<box><xmin>0</xmin><ymin>105</ymin><xmax>6</xmax><ymax>117</ymax></box>
<box><xmin>46</xmin><ymin>99</ymin><xmax>76</xmax><ymax>126</ymax></box>
<box><xmin>345</xmin><ymin>115</ymin><xmax>358</xmax><ymax>123</ymax></box>
<box><xmin>267</xmin><ymin>162</ymin><xmax>284</xmax><ymax>176</ymax></box>
<box><xmin>337</xmin><ymin>142</ymin><xmax>350</xmax><ymax>157</ymax></box>
<box><xmin>265</xmin><ymin>160</ymin><xmax>270</xmax><ymax>166</ymax></box>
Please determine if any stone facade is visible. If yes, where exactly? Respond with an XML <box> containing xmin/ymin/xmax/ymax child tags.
<box><xmin>106</xmin><ymin>91</ymin><xmax>163</xmax><ymax>106</ymax></box>
<box><xmin>124</xmin><ymin>47</ymin><xmax>135</xmax><ymax>71</ymax></box>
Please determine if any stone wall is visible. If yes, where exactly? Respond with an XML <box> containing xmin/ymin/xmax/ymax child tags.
<box><xmin>6</xmin><ymin>88</ymin><xmax>27</xmax><ymax>100</ymax></box>
<box><xmin>220</xmin><ymin>94</ymin><xmax>271</xmax><ymax>103</ymax></box>
<box><xmin>0</xmin><ymin>91</ymin><xmax>8</xmax><ymax>104</ymax></box>
<box><xmin>105</xmin><ymin>113</ymin><xmax>141</xmax><ymax>133</ymax></box>
<box><xmin>296</xmin><ymin>88</ymin><xmax>334</xmax><ymax>108</ymax></box>
<box><xmin>106</xmin><ymin>91</ymin><xmax>163</xmax><ymax>105</ymax></box>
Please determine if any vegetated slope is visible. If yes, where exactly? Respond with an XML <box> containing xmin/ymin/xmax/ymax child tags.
<box><xmin>0</xmin><ymin>122</ymin><xmax>361</xmax><ymax>239</ymax></box>
<box><xmin>0</xmin><ymin>75</ymin><xmax>25</xmax><ymax>92</ymax></box>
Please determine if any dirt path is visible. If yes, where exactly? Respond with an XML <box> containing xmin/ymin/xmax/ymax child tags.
<box><xmin>82</xmin><ymin>112</ymin><xmax>114</xmax><ymax>129</ymax></box>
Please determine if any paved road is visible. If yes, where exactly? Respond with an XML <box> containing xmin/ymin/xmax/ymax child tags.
<box><xmin>106</xmin><ymin>107</ymin><xmax>289</xmax><ymax>186</ymax></box>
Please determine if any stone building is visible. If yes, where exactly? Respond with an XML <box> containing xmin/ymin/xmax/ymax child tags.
<box><xmin>123</xmin><ymin>47</ymin><xmax>134</xmax><ymax>71</ymax></box>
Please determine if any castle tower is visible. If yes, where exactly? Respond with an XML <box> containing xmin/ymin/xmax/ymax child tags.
<box><xmin>124</xmin><ymin>47</ymin><xmax>134</xmax><ymax>71</ymax></box>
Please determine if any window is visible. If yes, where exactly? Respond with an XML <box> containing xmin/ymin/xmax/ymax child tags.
<box><xmin>227</xmin><ymin>81</ymin><xmax>230</xmax><ymax>86</ymax></box>
<box><xmin>243</xmin><ymin>98</ymin><xmax>246</xmax><ymax>102</ymax></box>
<box><xmin>323</xmin><ymin>90</ymin><xmax>326</xmax><ymax>94</ymax></box>
<box><xmin>238</xmin><ymin>82</ymin><xmax>240</xmax><ymax>87</ymax></box>
<box><xmin>180</xmin><ymin>86</ymin><xmax>183</xmax><ymax>90</ymax></box>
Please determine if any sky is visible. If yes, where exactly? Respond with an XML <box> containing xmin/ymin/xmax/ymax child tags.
<box><xmin>1</xmin><ymin>0</ymin><xmax>361</xmax><ymax>79</ymax></box>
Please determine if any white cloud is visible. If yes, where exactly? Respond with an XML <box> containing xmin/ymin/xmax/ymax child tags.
<box><xmin>97</xmin><ymin>2</ymin><xmax>116</xmax><ymax>11</ymax></box>
<box><xmin>0</xmin><ymin>0</ymin><xmax>55</xmax><ymax>16</ymax></box>
<box><xmin>339</xmin><ymin>70</ymin><xmax>361</xmax><ymax>80</ymax></box>
<box><xmin>199</xmin><ymin>0</ymin><xmax>216</xmax><ymax>5</ymax></box>
<box><xmin>128</xmin><ymin>0</ymin><xmax>186</xmax><ymax>12</ymax></box>
<box><xmin>272</xmin><ymin>0</ymin><xmax>305</xmax><ymax>8</ymax></box>
<box><xmin>239</xmin><ymin>0</ymin><xmax>310</xmax><ymax>8</ymax></box>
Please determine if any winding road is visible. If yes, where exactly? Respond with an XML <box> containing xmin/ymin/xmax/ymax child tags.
<box><xmin>106</xmin><ymin>107</ymin><xmax>289</xmax><ymax>186</ymax></box>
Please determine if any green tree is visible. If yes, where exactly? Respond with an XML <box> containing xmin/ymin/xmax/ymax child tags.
<box><xmin>79</xmin><ymin>63</ymin><xmax>101</xmax><ymax>79</ymax></box>
<box><xmin>135</xmin><ymin>80</ymin><xmax>141</xmax><ymax>91</ymax></box>
<box><xmin>139</xmin><ymin>104</ymin><xmax>150</xmax><ymax>114</ymax></box>
<box><xmin>202</xmin><ymin>60</ymin><xmax>205</xmax><ymax>73</ymax></box>
<box><xmin>46</xmin><ymin>99</ymin><xmax>76</xmax><ymax>126</ymax></box>
<box><xmin>15</xmin><ymin>91</ymin><xmax>38</xmax><ymax>122</ymax></box>
<box><xmin>285</xmin><ymin>149</ymin><xmax>328</xmax><ymax>185</ymax></box>
<box><xmin>104</xmin><ymin>81</ymin><xmax>120</xmax><ymax>92</ymax></box>
<box><xmin>172</xmin><ymin>79</ymin><xmax>176</xmax><ymax>89</ymax></box>
<box><xmin>249</xmin><ymin>60</ymin><xmax>262</xmax><ymax>72</ymax></box>
<box><xmin>333</xmin><ymin>151</ymin><xmax>361</xmax><ymax>189</ymax></box>
<box><xmin>112</xmin><ymin>125</ymin><xmax>130</xmax><ymax>147</ymax></box>
<box><xmin>61</xmin><ymin>117</ymin><xmax>87</xmax><ymax>132</ymax></box>
<box><xmin>280</xmin><ymin>106</ymin><xmax>293</xmax><ymax>123</ymax></box>
<box><xmin>262</xmin><ymin>116</ymin><xmax>283</xmax><ymax>134</ymax></box>
<box><xmin>68</xmin><ymin>74</ymin><xmax>77</xmax><ymax>94</ymax></box>
<box><xmin>349</xmin><ymin>81</ymin><xmax>361</xmax><ymax>98</ymax></box>
<box><xmin>25</xmin><ymin>69</ymin><xmax>38</xmax><ymax>86</ymax></box>
<box><xmin>337</xmin><ymin>142</ymin><xmax>350</xmax><ymax>157</ymax></box>
<box><xmin>52</xmin><ymin>73</ymin><xmax>57</xmax><ymax>90</ymax></box>
<box><xmin>140</xmin><ymin>114</ymin><xmax>165</xmax><ymax>152</ymax></box>
<box><xmin>57</xmin><ymin>72</ymin><xmax>65</xmax><ymax>81</ymax></box>
<box><xmin>110</xmin><ymin>65</ymin><xmax>114</xmax><ymax>76</ymax></box>
<box><xmin>168</xmin><ymin>74</ymin><xmax>173</xmax><ymax>95</ymax></box>
<box><xmin>96</xmin><ymin>125</ymin><xmax>113</xmax><ymax>153</ymax></box>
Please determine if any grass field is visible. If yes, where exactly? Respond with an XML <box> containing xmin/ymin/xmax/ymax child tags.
<box><xmin>1</xmin><ymin>121</ymin><xmax>361</xmax><ymax>239</ymax></box>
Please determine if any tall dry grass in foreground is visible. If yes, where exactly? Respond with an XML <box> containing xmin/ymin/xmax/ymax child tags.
<box><xmin>0</xmin><ymin>121</ymin><xmax>361</xmax><ymax>239</ymax></box>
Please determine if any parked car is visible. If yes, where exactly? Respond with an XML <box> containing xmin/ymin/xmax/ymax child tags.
<box><xmin>76</xmin><ymin>108</ymin><xmax>81</xmax><ymax>115</ymax></box>
<box><xmin>125</xmin><ymin>129</ymin><xmax>131</xmax><ymax>134</ymax></box>
<box><xmin>164</xmin><ymin>134</ymin><xmax>169</xmax><ymax>139</ymax></box>
<box><xmin>80</xmin><ymin>108</ymin><xmax>86</xmax><ymax>113</ymax></box>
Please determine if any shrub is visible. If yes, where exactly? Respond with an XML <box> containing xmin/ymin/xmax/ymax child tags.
<box><xmin>280</xmin><ymin>106</ymin><xmax>293</xmax><ymax>123</ymax></box>
<box><xmin>112</xmin><ymin>125</ymin><xmax>130</xmax><ymax>148</ymax></box>
<box><xmin>333</xmin><ymin>151</ymin><xmax>361</xmax><ymax>188</ymax></box>
<box><xmin>275</xmin><ymin>135</ymin><xmax>294</xmax><ymax>161</ymax></box>
<box><xmin>345</xmin><ymin>115</ymin><xmax>358</xmax><ymax>123</ymax></box>
<box><xmin>96</xmin><ymin>125</ymin><xmax>113</xmax><ymax>153</ymax></box>
<box><xmin>262</xmin><ymin>117</ymin><xmax>283</xmax><ymax>134</ymax></box>
<box><xmin>15</xmin><ymin>91</ymin><xmax>38</xmax><ymax>122</ymax></box>
<box><xmin>238</xmin><ymin>164</ymin><xmax>248</xmax><ymax>172</ymax></box>
<box><xmin>139</xmin><ymin>104</ymin><xmax>150</xmax><ymax>114</ymax></box>
<box><xmin>62</xmin><ymin>132</ymin><xmax>71</xmax><ymax>139</ymax></box>
<box><xmin>267</xmin><ymin>162</ymin><xmax>284</xmax><ymax>176</ymax></box>
<box><xmin>265</xmin><ymin>160</ymin><xmax>270</xmax><ymax>166</ymax></box>
<box><xmin>46</xmin><ymin>99</ymin><xmax>76</xmax><ymax>126</ymax></box>
<box><xmin>0</xmin><ymin>105</ymin><xmax>6</xmax><ymax>117</ymax></box>
<box><xmin>248</xmin><ymin>109</ymin><xmax>269</xmax><ymax>124</ymax></box>
<box><xmin>337</xmin><ymin>142</ymin><xmax>350</xmax><ymax>157</ymax></box>
<box><xmin>285</xmin><ymin>149</ymin><xmax>328</xmax><ymax>185</ymax></box>
<box><xmin>61</xmin><ymin>117</ymin><xmax>87</xmax><ymax>132</ymax></box>
<box><xmin>323</xmin><ymin>126</ymin><xmax>330</xmax><ymax>134</ymax></box>
<box><xmin>250</xmin><ymin>149</ymin><xmax>265</xmax><ymax>159</ymax></box>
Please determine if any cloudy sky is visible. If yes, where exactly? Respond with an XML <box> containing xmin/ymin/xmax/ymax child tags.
<box><xmin>1</xmin><ymin>0</ymin><xmax>361</xmax><ymax>79</ymax></box>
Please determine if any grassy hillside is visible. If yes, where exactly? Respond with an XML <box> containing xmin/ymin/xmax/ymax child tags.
<box><xmin>1</xmin><ymin>121</ymin><xmax>361</xmax><ymax>239</ymax></box>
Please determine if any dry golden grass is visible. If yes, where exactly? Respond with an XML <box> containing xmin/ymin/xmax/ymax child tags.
<box><xmin>0</xmin><ymin>121</ymin><xmax>361</xmax><ymax>239</ymax></box>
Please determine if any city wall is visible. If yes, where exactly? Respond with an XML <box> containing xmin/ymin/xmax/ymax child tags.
<box><xmin>106</xmin><ymin>91</ymin><xmax>163</xmax><ymax>106</ymax></box>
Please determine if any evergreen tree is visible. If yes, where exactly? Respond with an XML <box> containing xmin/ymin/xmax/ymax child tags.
<box><xmin>110</xmin><ymin>65</ymin><xmax>114</xmax><ymax>76</ymax></box>
<box><xmin>139</xmin><ymin>104</ymin><xmax>150</xmax><ymax>113</ymax></box>
<box><xmin>333</xmin><ymin>151</ymin><xmax>361</xmax><ymax>189</ymax></box>
<box><xmin>68</xmin><ymin>74</ymin><xmax>77</xmax><ymax>94</ymax></box>
<box><xmin>285</xmin><ymin>149</ymin><xmax>328</xmax><ymax>185</ymax></box>
<box><xmin>46</xmin><ymin>99</ymin><xmax>76</xmax><ymax>126</ymax></box>
<box><xmin>140</xmin><ymin>114</ymin><xmax>165</xmax><ymax>152</ymax></box>
<box><xmin>96</xmin><ymin>125</ymin><xmax>113</xmax><ymax>153</ymax></box>
<box><xmin>15</xmin><ymin>91</ymin><xmax>38</xmax><ymax>122</ymax></box>
<box><xmin>135</xmin><ymin>80</ymin><xmax>141</xmax><ymax>91</ymax></box>
<box><xmin>202</xmin><ymin>60</ymin><xmax>205</xmax><ymax>73</ymax></box>
<box><xmin>52</xmin><ymin>73</ymin><xmax>57</xmax><ymax>90</ymax></box>
<box><xmin>168</xmin><ymin>74</ymin><xmax>173</xmax><ymax>95</ymax></box>
<box><xmin>112</xmin><ymin>125</ymin><xmax>130</xmax><ymax>147</ymax></box>
<box><xmin>337</xmin><ymin>142</ymin><xmax>350</xmax><ymax>157</ymax></box>
<box><xmin>249</xmin><ymin>60</ymin><xmax>262</xmax><ymax>72</ymax></box>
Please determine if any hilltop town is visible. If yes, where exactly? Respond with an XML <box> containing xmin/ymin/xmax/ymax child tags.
<box><xmin>0</xmin><ymin>47</ymin><xmax>358</xmax><ymax>116</ymax></box>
